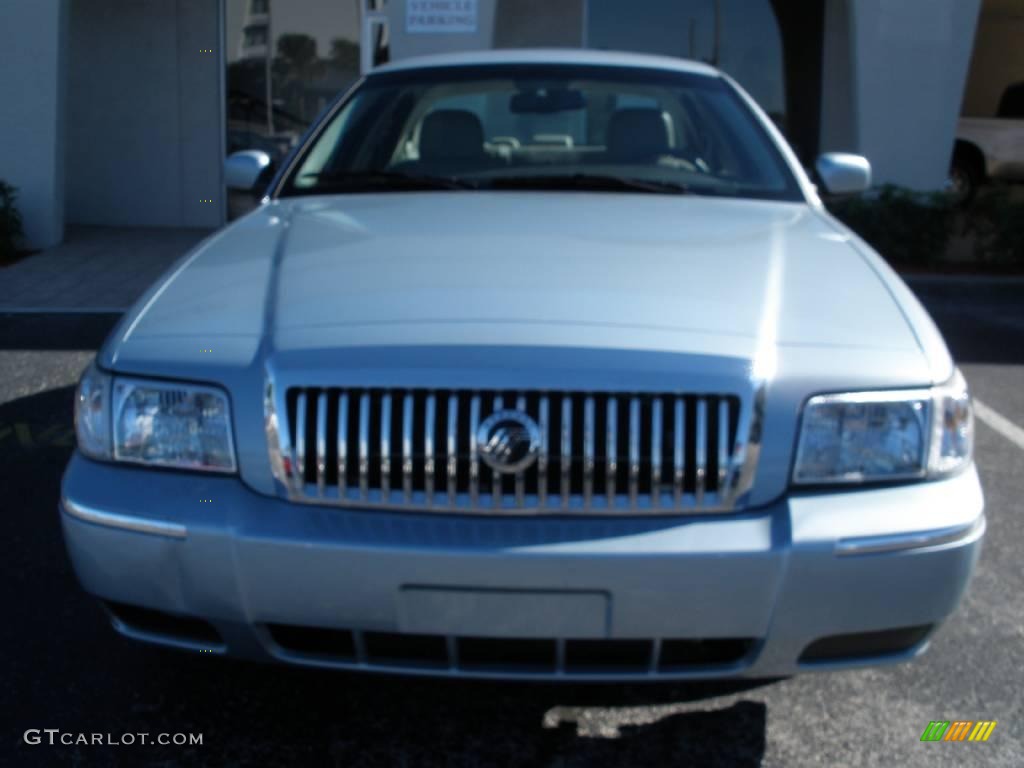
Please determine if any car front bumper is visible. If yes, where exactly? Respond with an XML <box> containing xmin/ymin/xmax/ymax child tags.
<box><xmin>60</xmin><ymin>452</ymin><xmax>984</xmax><ymax>680</ymax></box>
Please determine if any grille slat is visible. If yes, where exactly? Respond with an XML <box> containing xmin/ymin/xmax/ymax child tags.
<box><xmin>315</xmin><ymin>392</ymin><xmax>327</xmax><ymax>497</ymax></box>
<box><xmin>651</xmin><ymin>397</ymin><xmax>663</xmax><ymax>505</ymax></box>
<box><xmin>718</xmin><ymin>398</ymin><xmax>730</xmax><ymax>491</ymax></box>
<box><xmin>447</xmin><ymin>394</ymin><xmax>458</xmax><ymax>505</ymax></box>
<box><xmin>280</xmin><ymin>388</ymin><xmax>744</xmax><ymax>514</ymax></box>
<box><xmin>538</xmin><ymin>396</ymin><xmax>549</xmax><ymax>507</ymax></box>
<box><xmin>695</xmin><ymin>398</ymin><xmax>708</xmax><ymax>507</ymax></box>
<box><xmin>337</xmin><ymin>393</ymin><xmax>349</xmax><ymax>493</ymax></box>
<box><xmin>560</xmin><ymin>395</ymin><xmax>572</xmax><ymax>509</ymax></box>
<box><xmin>402</xmin><ymin>393</ymin><xmax>413</xmax><ymax>501</ymax></box>
<box><xmin>424</xmin><ymin>394</ymin><xmax>436</xmax><ymax>503</ymax></box>
<box><xmin>295</xmin><ymin>391</ymin><xmax>308</xmax><ymax>481</ymax></box>
<box><xmin>358</xmin><ymin>393</ymin><xmax>370</xmax><ymax>499</ymax></box>
<box><xmin>583</xmin><ymin>396</ymin><xmax>595</xmax><ymax>506</ymax></box>
<box><xmin>515</xmin><ymin>394</ymin><xmax>527</xmax><ymax>506</ymax></box>
<box><xmin>628</xmin><ymin>397</ymin><xmax>640</xmax><ymax>506</ymax></box>
<box><xmin>492</xmin><ymin>395</ymin><xmax>504</xmax><ymax>506</ymax></box>
<box><xmin>380</xmin><ymin>394</ymin><xmax>392</xmax><ymax>499</ymax></box>
<box><xmin>469</xmin><ymin>395</ymin><xmax>481</xmax><ymax>505</ymax></box>
<box><xmin>607</xmin><ymin>397</ymin><xmax>618</xmax><ymax>505</ymax></box>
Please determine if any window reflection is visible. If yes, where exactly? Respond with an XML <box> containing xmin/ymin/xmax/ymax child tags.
<box><xmin>586</xmin><ymin>0</ymin><xmax>785</xmax><ymax>132</ymax></box>
<box><xmin>225</xmin><ymin>0</ymin><xmax>367</xmax><ymax>216</ymax></box>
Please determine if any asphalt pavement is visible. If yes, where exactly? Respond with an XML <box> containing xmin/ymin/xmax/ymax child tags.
<box><xmin>1</xmin><ymin>279</ymin><xmax>1021</xmax><ymax>767</ymax></box>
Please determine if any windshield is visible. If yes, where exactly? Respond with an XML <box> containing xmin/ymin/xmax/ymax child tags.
<box><xmin>278</xmin><ymin>64</ymin><xmax>802</xmax><ymax>202</ymax></box>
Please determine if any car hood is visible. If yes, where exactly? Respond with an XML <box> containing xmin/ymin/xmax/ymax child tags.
<box><xmin>107</xmin><ymin>192</ymin><xmax>923</xmax><ymax>363</ymax></box>
<box><xmin>101</xmin><ymin>192</ymin><xmax>948</xmax><ymax>504</ymax></box>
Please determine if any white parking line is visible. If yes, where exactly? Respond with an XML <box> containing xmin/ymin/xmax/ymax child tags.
<box><xmin>974</xmin><ymin>398</ymin><xmax>1024</xmax><ymax>452</ymax></box>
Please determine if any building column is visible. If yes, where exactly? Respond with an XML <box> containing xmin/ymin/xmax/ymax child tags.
<box><xmin>0</xmin><ymin>0</ymin><xmax>68</xmax><ymax>248</ymax></box>
<box><xmin>821</xmin><ymin>0</ymin><xmax>981</xmax><ymax>190</ymax></box>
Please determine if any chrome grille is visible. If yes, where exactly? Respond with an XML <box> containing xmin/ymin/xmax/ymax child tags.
<box><xmin>272</xmin><ymin>388</ymin><xmax>747</xmax><ymax>514</ymax></box>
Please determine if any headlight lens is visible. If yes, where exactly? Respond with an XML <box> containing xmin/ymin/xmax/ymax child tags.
<box><xmin>793</xmin><ymin>370</ymin><xmax>973</xmax><ymax>485</ymax></box>
<box><xmin>74</xmin><ymin>364</ymin><xmax>236</xmax><ymax>473</ymax></box>
<box><xmin>112</xmin><ymin>378</ymin><xmax>236</xmax><ymax>472</ymax></box>
<box><xmin>929</xmin><ymin>369</ymin><xmax>973</xmax><ymax>475</ymax></box>
<box><xmin>75</xmin><ymin>365</ymin><xmax>112</xmax><ymax>460</ymax></box>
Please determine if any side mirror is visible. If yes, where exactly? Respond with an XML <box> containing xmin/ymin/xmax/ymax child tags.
<box><xmin>815</xmin><ymin>152</ymin><xmax>871</xmax><ymax>195</ymax></box>
<box><xmin>225</xmin><ymin>150</ymin><xmax>272</xmax><ymax>192</ymax></box>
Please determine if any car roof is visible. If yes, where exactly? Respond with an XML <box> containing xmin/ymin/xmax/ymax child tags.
<box><xmin>370</xmin><ymin>48</ymin><xmax>721</xmax><ymax>78</ymax></box>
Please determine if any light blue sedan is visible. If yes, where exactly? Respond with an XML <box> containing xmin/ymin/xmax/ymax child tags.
<box><xmin>62</xmin><ymin>50</ymin><xmax>983</xmax><ymax>679</ymax></box>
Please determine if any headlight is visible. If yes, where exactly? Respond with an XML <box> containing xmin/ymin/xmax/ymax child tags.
<box><xmin>74</xmin><ymin>365</ymin><xmax>236</xmax><ymax>473</ymax></box>
<box><xmin>75</xmin><ymin>364</ymin><xmax>112</xmax><ymax>460</ymax></box>
<box><xmin>793</xmin><ymin>369</ymin><xmax>972</xmax><ymax>485</ymax></box>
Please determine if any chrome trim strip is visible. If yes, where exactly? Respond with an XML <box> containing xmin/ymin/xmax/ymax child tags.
<box><xmin>492</xmin><ymin>395</ymin><xmax>503</xmax><ymax>507</ymax></box>
<box><xmin>315</xmin><ymin>392</ymin><xmax>327</xmax><ymax>498</ymax></box>
<box><xmin>469</xmin><ymin>394</ymin><xmax>481</xmax><ymax>505</ymax></box>
<box><xmin>607</xmin><ymin>397</ymin><xmax>617</xmax><ymax>506</ymax></box>
<box><xmin>358</xmin><ymin>393</ymin><xmax>370</xmax><ymax>499</ymax></box>
<box><xmin>264</xmin><ymin>380</ymin><xmax>290</xmax><ymax>489</ymax></box>
<box><xmin>728</xmin><ymin>383</ymin><xmax>764</xmax><ymax>506</ymax></box>
<box><xmin>380</xmin><ymin>393</ymin><xmax>392</xmax><ymax>498</ymax></box>
<box><xmin>402</xmin><ymin>394</ymin><xmax>413</xmax><ymax>501</ymax></box>
<box><xmin>583</xmin><ymin>396</ymin><xmax>595</xmax><ymax>505</ymax></box>
<box><xmin>628</xmin><ymin>397</ymin><xmax>640</xmax><ymax>508</ymax></box>
<box><xmin>560</xmin><ymin>395</ymin><xmax>572</xmax><ymax>508</ymax></box>
<box><xmin>835</xmin><ymin>516</ymin><xmax>985</xmax><ymax>557</ymax></box>
<box><xmin>295</xmin><ymin>391</ymin><xmax>307</xmax><ymax>481</ymax></box>
<box><xmin>673</xmin><ymin>398</ymin><xmax>684</xmax><ymax>507</ymax></box>
<box><xmin>62</xmin><ymin>497</ymin><xmax>187</xmax><ymax>539</ymax></box>
<box><xmin>447</xmin><ymin>394</ymin><xmax>459</xmax><ymax>505</ymax></box>
<box><xmin>651</xmin><ymin>397</ymin><xmax>662</xmax><ymax>505</ymax></box>
<box><xmin>337</xmin><ymin>393</ymin><xmax>349</xmax><ymax>494</ymax></box>
<box><xmin>695</xmin><ymin>398</ymin><xmax>708</xmax><ymax>507</ymax></box>
<box><xmin>538</xmin><ymin>395</ymin><xmax>549</xmax><ymax>507</ymax></box>
<box><xmin>425</xmin><ymin>393</ymin><xmax>436</xmax><ymax>504</ymax></box>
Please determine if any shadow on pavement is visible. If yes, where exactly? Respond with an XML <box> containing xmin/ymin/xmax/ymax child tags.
<box><xmin>909</xmin><ymin>280</ymin><xmax>1024</xmax><ymax>365</ymax></box>
<box><xmin>0</xmin><ymin>312</ymin><xmax>122</xmax><ymax>351</ymax></box>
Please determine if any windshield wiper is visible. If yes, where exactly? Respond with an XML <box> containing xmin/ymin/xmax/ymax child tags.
<box><xmin>298</xmin><ymin>170</ymin><xmax>477</xmax><ymax>192</ymax></box>
<box><xmin>484</xmin><ymin>174</ymin><xmax>691</xmax><ymax>195</ymax></box>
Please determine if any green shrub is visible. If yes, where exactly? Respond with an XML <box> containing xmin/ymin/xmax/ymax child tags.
<box><xmin>964</xmin><ymin>185</ymin><xmax>1024</xmax><ymax>266</ymax></box>
<box><xmin>826</xmin><ymin>185</ymin><xmax>955</xmax><ymax>268</ymax></box>
<box><xmin>0</xmin><ymin>181</ymin><xmax>25</xmax><ymax>260</ymax></box>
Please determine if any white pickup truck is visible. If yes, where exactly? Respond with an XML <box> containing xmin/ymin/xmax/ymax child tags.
<box><xmin>952</xmin><ymin>81</ymin><xmax>1024</xmax><ymax>202</ymax></box>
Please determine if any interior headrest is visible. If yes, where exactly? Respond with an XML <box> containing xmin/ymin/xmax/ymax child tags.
<box><xmin>607</xmin><ymin>108</ymin><xmax>671</xmax><ymax>162</ymax></box>
<box><xmin>419</xmin><ymin>109</ymin><xmax>485</xmax><ymax>162</ymax></box>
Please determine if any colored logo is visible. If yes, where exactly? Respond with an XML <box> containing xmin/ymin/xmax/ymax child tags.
<box><xmin>921</xmin><ymin>720</ymin><xmax>997</xmax><ymax>742</ymax></box>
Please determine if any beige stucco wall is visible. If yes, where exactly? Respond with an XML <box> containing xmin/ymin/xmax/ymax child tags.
<box><xmin>961</xmin><ymin>0</ymin><xmax>1024</xmax><ymax>117</ymax></box>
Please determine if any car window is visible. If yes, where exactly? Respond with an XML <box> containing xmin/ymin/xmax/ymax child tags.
<box><xmin>281</xmin><ymin>64</ymin><xmax>802</xmax><ymax>202</ymax></box>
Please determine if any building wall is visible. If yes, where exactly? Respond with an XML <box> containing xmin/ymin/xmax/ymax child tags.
<box><xmin>961</xmin><ymin>0</ymin><xmax>1024</xmax><ymax>117</ymax></box>
<box><xmin>821</xmin><ymin>0</ymin><xmax>981</xmax><ymax>189</ymax></box>
<box><xmin>65</xmin><ymin>0</ymin><xmax>222</xmax><ymax>228</ymax></box>
<box><xmin>0</xmin><ymin>0</ymin><xmax>68</xmax><ymax>249</ymax></box>
<box><xmin>494</xmin><ymin>0</ymin><xmax>583</xmax><ymax>47</ymax></box>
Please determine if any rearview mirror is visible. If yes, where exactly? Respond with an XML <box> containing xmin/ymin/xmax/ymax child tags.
<box><xmin>225</xmin><ymin>150</ymin><xmax>272</xmax><ymax>192</ymax></box>
<box><xmin>815</xmin><ymin>153</ymin><xmax>871</xmax><ymax>195</ymax></box>
<box><xmin>509</xmin><ymin>88</ymin><xmax>586</xmax><ymax>114</ymax></box>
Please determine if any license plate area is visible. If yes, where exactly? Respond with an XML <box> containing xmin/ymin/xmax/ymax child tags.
<box><xmin>398</xmin><ymin>587</ymin><xmax>609</xmax><ymax>638</ymax></box>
